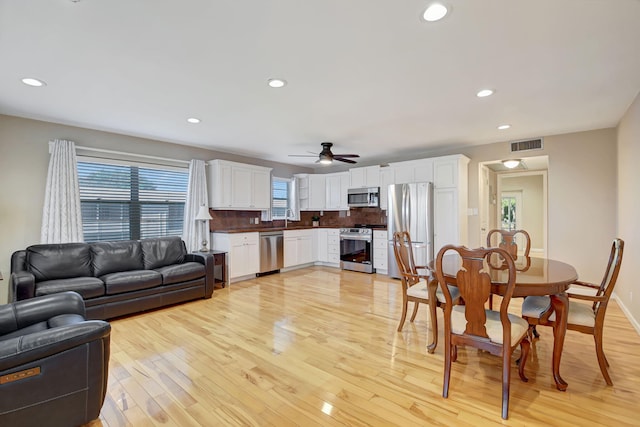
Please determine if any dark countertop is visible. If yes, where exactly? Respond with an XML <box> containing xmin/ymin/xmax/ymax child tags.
<box><xmin>212</xmin><ymin>225</ymin><xmax>387</xmax><ymax>233</ymax></box>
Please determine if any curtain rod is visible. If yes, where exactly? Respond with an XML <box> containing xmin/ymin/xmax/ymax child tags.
<box><xmin>75</xmin><ymin>145</ymin><xmax>192</xmax><ymax>165</ymax></box>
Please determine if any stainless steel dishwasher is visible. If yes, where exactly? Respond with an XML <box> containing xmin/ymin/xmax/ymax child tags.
<box><xmin>258</xmin><ymin>230</ymin><xmax>283</xmax><ymax>275</ymax></box>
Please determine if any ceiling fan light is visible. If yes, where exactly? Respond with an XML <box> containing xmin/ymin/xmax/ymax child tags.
<box><xmin>319</xmin><ymin>153</ymin><xmax>333</xmax><ymax>164</ymax></box>
<box><xmin>502</xmin><ymin>159</ymin><xmax>521</xmax><ymax>169</ymax></box>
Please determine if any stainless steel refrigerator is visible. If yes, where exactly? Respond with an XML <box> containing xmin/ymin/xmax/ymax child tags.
<box><xmin>387</xmin><ymin>182</ymin><xmax>434</xmax><ymax>279</ymax></box>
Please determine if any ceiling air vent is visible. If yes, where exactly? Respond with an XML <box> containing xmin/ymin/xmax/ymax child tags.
<box><xmin>510</xmin><ymin>138</ymin><xmax>543</xmax><ymax>152</ymax></box>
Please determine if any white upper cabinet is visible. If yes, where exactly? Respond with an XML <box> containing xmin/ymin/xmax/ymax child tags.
<box><xmin>349</xmin><ymin>165</ymin><xmax>380</xmax><ymax>188</ymax></box>
<box><xmin>297</xmin><ymin>172</ymin><xmax>349</xmax><ymax>211</ymax></box>
<box><xmin>379</xmin><ymin>166</ymin><xmax>394</xmax><ymax>210</ymax></box>
<box><xmin>433</xmin><ymin>155</ymin><xmax>464</xmax><ymax>188</ymax></box>
<box><xmin>325</xmin><ymin>172</ymin><xmax>349</xmax><ymax>210</ymax></box>
<box><xmin>390</xmin><ymin>158</ymin><xmax>434</xmax><ymax>184</ymax></box>
<box><xmin>295</xmin><ymin>174</ymin><xmax>310</xmax><ymax>211</ymax></box>
<box><xmin>308</xmin><ymin>174</ymin><xmax>326</xmax><ymax>211</ymax></box>
<box><xmin>208</xmin><ymin>160</ymin><xmax>272</xmax><ymax>210</ymax></box>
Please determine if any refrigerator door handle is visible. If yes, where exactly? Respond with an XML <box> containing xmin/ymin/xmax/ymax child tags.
<box><xmin>403</xmin><ymin>184</ymin><xmax>410</xmax><ymax>232</ymax></box>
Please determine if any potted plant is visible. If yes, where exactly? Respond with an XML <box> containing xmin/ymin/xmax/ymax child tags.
<box><xmin>311</xmin><ymin>215</ymin><xmax>320</xmax><ymax>227</ymax></box>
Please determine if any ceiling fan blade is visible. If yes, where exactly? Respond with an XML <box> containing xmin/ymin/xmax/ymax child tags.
<box><xmin>288</xmin><ymin>154</ymin><xmax>318</xmax><ymax>157</ymax></box>
<box><xmin>334</xmin><ymin>157</ymin><xmax>358</xmax><ymax>164</ymax></box>
<box><xmin>332</xmin><ymin>154</ymin><xmax>360</xmax><ymax>158</ymax></box>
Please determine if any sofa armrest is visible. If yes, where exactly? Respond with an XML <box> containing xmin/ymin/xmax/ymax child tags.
<box><xmin>0</xmin><ymin>292</ymin><xmax>86</xmax><ymax>335</ymax></box>
<box><xmin>186</xmin><ymin>253</ymin><xmax>214</xmax><ymax>298</ymax></box>
<box><xmin>0</xmin><ymin>320</ymin><xmax>111</xmax><ymax>372</ymax></box>
<box><xmin>10</xmin><ymin>271</ymin><xmax>36</xmax><ymax>301</ymax></box>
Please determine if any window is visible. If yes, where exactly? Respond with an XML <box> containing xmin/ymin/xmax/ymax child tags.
<box><xmin>271</xmin><ymin>177</ymin><xmax>290</xmax><ymax>219</ymax></box>
<box><xmin>77</xmin><ymin>159</ymin><xmax>189</xmax><ymax>242</ymax></box>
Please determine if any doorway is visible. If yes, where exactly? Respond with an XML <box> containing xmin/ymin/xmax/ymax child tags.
<box><xmin>479</xmin><ymin>156</ymin><xmax>548</xmax><ymax>257</ymax></box>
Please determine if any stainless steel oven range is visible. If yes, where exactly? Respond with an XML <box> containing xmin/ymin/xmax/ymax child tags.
<box><xmin>340</xmin><ymin>226</ymin><xmax>375</xmax><ymax>273</ymax></box>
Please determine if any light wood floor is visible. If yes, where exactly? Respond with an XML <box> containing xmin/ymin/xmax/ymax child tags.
<box><xmin>87</xmin><ymin>266</ymin><xmax>640</xmax><ymax>426</ymax></box>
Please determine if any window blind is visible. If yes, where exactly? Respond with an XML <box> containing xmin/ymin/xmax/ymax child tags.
<box><xmin>271</xmin><ymin>177</ymin><xmax>289</xmax><ymax>219</ymax></box>
<box><xmin>78</xmin><ymin>160</ymin><xmax>188</xmax><ymax>242</ymax></box>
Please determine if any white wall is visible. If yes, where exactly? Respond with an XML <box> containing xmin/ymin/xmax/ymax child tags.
<box><xmin>0</xmin><ymin>114</ymin><xmax>311</xmax><ymax>303</ymax></box>
<box><xmin>500</xmin><ymin>174</ymin><xmax>544</xmax><ymax>250</ymax></box>
<box><xmin>454</xmin><ymin>128</ymin><xmax>618</xmax><ymax>288</ymax></box>
<box><xmin>616</xmin><ymin>91</ymin><xmax>640</xmax><ymax>330</ymax></box>
<box><xmin>0</xmin><ymin>114</ymin><xmax>622</xmax><ymax>318</ymax></box>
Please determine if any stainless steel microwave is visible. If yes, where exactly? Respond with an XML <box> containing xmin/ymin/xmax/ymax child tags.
<box><xmin>347</xmin><ymin>187</ymin><xmax>380</xmax><ymax>208</ymax></box>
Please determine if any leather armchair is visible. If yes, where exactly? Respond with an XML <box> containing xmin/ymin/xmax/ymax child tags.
<box><xmin>0</xmin><ymin>291</ymin><xmax>111</xmax><ymax>427</ymax></box>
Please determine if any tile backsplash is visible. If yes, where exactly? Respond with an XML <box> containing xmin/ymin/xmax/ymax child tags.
<box><xmin>209</xmin><ymin>208</ymin><xmax>386</xmax><ymax>231</ymax></box>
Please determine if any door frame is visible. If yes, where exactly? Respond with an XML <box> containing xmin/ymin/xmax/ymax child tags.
<box><xmin>496</xmin><ymin>170</ymin><xmax>548</xmax><ymax>257</ymax></box>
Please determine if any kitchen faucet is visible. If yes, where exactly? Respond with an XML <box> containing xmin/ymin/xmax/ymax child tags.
<box><xmin>284</xmin><ymin>208</ymin><xmax>294</xmax><ymax>228</ymax></box>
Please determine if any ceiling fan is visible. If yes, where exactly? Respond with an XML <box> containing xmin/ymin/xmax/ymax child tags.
<box><xmin>289</xmin><ymin>142</ymin><xmax>360</xmax><ymax>164</ymax></box>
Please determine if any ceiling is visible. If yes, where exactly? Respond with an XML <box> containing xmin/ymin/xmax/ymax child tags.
<box><xmin>1</xmin><ymin>1</ymin><xmax>639</xmax><ymax>169</ymax></box>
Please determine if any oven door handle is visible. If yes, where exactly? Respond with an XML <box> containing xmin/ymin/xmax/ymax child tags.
<box><xmin>340</xmin><ymin>235</ymin><xmax>372</xmax><ymax>242</ymax></box>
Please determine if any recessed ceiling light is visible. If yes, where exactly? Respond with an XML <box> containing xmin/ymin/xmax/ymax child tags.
<box><xmin>476</xmin><ymin>89</ymin><xmax>494</xmax><ymax>98</ymax></box>
<box><xmin>423</xmin><ymin>3</ymin><xmax>449</xmax><ymax>22</ymax></box>
<box><xmin>22</xmin><ymin>78</ymin><xmax>46</xmax><ymax>87</ymax></box>
<box><xmin>498</xmin><ymin>124</ymin><xmax>511</xmax><ymax>130</ymax></box>
<box><xmin>186</xmin><ymin>117</ymin><xmax>200</xmax><ymax>124</ymax></box>
<box><xmin>268</xmin><ymin>79</ymin><xmax>287</xmax><ymax>88</ymax></box>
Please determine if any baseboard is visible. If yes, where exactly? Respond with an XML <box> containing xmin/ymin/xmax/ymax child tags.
<box><xmin>612</xmin><ymin>293</ymin><xmax>640</xmax><ymax>336</ymax></box>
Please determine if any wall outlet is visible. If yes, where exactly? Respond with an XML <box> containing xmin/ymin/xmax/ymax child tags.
<box><xmin>630</xmin><ymin>291</ymin><xmax>633</xmax><ymax>302</ymax></box>
<box><xmin>255</xmin><ymin>217</ymin><xmax>260</xmax><ymax>224</ymax></box>
<box><xmin>346</xmin><ymin>210</ymin><xmax>350</xmax><ymax>217</ymax></box>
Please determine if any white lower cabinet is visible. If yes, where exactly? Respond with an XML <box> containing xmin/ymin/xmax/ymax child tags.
<box><xmin>373</xmin><ymin>230</ymin><xmax>388</xmax><ymax>273</ymax></box>
<box><xmin>284</xmin><ymin>229</ymin><xmax>315</xmax><ymax>268</ymax></box>
<box><xmin>315</xmin><ymin>229</ymin><xmax>328</xmax><ymax>262</ymax></box>
<box><xmin>314</xmin><ymin>228</ymin><xmax>340</xmax><ymax>266</ymax></box>
<box><xmin>212</xmin><ymin>232</ymin><xmax>259</xmax><ymax>281</ymax></box>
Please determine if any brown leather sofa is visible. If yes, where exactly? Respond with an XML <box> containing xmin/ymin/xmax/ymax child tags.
<box><xmin>0</xmin><ymin>291</ymin><xmax>111</xmax><ymax>427</ymax></box>
<box><xmin>10</xmin><ymin>236</ymin><xmax>214</xmax><ymax>320</ymax></box>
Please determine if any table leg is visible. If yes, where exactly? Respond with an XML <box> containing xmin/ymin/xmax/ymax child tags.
<box><xmin>550</xmin><ymin>292</ymin><xmax>569</xmax><ymax>391</ymax></box>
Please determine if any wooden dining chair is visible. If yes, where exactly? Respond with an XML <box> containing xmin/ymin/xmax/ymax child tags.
<box><xmin>486</xmin><ymin>229</ymin><xmax>531</xmax><ymax>310</ymax></box>
<box><xmin>521</xmin><ymin>238</ymin><xmax>624</xmax><ymax>386</ymax></box>
<box><xmin>486</xmin><ymin>229</ymin><xmax>531</xmax><ymax>259</ymax></box>
<box><xmin>435</xmin><ymin>245</ymin><xmax>530</xmax><ymax>420</ymax></box>
<box><xmin>392</xmin><ymin>231</ymin><xmax>460</xmax><ymax>353</ymax></box>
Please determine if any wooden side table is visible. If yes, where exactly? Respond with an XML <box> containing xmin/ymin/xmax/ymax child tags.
<box><xmin>211</xmin><ymin>250</ymin><xmax>227</xmax><ymax>288</ymax></box>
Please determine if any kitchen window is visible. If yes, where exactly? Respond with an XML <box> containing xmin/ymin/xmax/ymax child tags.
<box><xmin>271</xmin><ymin>177</ymin><xmax>290</xmax><ymax>219</ymax></box>
<box><xmin>77</xmin><ymin>159</ymin><xmax>188</xmax><ymax>242</ymax></box>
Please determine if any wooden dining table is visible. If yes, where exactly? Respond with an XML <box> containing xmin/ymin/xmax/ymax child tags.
<box><xmin>430</xmin><ymin>254</ymin><xmax>578</xmax><ymax>391</ymax></box>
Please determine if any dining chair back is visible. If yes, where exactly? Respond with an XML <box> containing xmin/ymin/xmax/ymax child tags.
<box><xmin>486</xmin><ymin>229</ymin><xmax>531</xmax><ymax>258</ymax></box>
<box><xmin>521</xmin><ymin>238</ymin><xmax>624</xmax><ymax>385</ymax></box>
<box><xmin>392</xmin><ymin>231</ymin><xmax>460</xmax><ymax>353</ymax></box>
<box><xmin>486</xmin><ymin>229</ymin><xmax>531</xmax><ymax>310</ymax></box>
<box><xmin>435</xmin><ymin>245</ymin><xmax>530</xmax><ymax>420</ymax></box>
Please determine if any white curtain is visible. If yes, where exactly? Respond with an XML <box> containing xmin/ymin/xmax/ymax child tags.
<box><xmin>289</xmin><ymin>177</ymin><xmax>300</xmax><ymax>221</ymax></box>
<box><xmin>182</xmin><ymin>159</ymin><xmax>210</xmax><ymax>252</ymax></box>
<box><xmin>261</xmin><ymin>173</ymin><xmax>273</xmax><ymax>222</ymax></box>
<box><xmin>41</xmin><ymin>139</ymin><xmax>84</xmax><ymax>243</ymax></box>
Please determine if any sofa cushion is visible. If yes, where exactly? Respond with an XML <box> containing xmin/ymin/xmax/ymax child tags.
<box><xmin>155</xmin><ymin>262</ymin><xmax>205</xmax><ymax>285</ymax></box>
<box><xmin>27</xmin><ymin>243</ymin><xmax>92</xmax><ymax>281</ymax></box>
<box><xmin>100</xmin><ymin>270</ymin><xmax>162</xmax><ymax>295</ymax></box>
<box><xmin>35</xmin><ymin>277</ymin><xmax>105</xmax><ymax>299</ymax></box>
<box><xmin>91</xmin><ymin>240</ymin><xmax>144</xmax><ymax>277</ymax></box>
<box><xmin>141</xmin><ymin>237</ymin><xmax>186</xmax><ymax>270</ymax></box>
